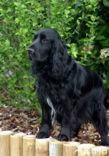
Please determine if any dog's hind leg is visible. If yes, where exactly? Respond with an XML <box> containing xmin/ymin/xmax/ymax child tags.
<box><xmin>92</xmin><ymin>104</ymin><xmax>109</xmax><ymax>146</ymax></box>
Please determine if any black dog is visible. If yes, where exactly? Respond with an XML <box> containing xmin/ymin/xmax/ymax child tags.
<box><xmin>28</xmin><ymin>28</ymin><xmax>109</xmax><ymax>145</ymax></box>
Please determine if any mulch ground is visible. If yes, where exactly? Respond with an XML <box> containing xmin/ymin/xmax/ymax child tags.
<box><xmin>0</xmin><ymin>104</ymin><xmax>109</xmax><ymax>146</ymax></box>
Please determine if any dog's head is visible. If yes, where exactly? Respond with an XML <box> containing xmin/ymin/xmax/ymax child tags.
<box><xmin>28</xmin><ymin>28</ymin><xmax>69</xmax><ymax>78</ymax></box>
<box><xmin>27</xmin><ymin>28</ymin><xmax>67</xmax><ymax>61</ymax></box>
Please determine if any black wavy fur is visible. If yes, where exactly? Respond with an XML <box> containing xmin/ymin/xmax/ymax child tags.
<box><xmin>28</xmin><ymin>28</ymin><xmax>109</xmax><ymax>145</ymax></box>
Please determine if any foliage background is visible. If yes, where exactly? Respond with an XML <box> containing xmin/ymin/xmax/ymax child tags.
<box><xmin>0</xmin><ymin>0</ymin><xmax>109</xmax><ymax>112</ymax></box>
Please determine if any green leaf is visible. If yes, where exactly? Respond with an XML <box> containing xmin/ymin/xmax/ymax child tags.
<box><xmin>96</xmin><ymin>35</ymin><xmax>106</xmax><ymax>40</ymax></box>
<box><xmin>103</xmin><ymin>0</ymin><xmax>109</xmax><ymax>7</ymax></box>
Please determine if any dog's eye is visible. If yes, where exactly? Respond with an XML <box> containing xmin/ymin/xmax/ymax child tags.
<box><xmin>42</xmin><ymin>39</ymin><xmax>49</xmax><ymax>43</ymax></box>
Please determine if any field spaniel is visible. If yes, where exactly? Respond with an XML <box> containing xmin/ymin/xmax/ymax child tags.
<box><xmin>28</xmin><ymin>28</ymin><xmax>109</xmax><ymax>145</ymax></box>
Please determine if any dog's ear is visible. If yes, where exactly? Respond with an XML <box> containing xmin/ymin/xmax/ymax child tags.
<box><xmin>52</xmin><ymin>39</ymin><xmax>68</xmax><ymax>79</ymax></box>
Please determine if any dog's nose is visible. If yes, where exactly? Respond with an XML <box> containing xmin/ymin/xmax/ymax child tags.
<box><xmin>27</xmin><ymin>47</ymin><xmax>35</xmax><ymax>54</ymax></box>
<box><xmin>27</xmin><ymin>47</ymin><xmax>35</xmax><ymax>60</ymax></box>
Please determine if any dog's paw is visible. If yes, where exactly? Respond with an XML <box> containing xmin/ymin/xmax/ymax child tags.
<box><xmin>101</xmin><ymin>137</ymin><xmax>109</xmax><ymax>146</ymax></box>
<box><xmin>36</xmin><ymin>131</ymin><xmax>49</xmax><ymax>139</ymax></box>
<box><xmin>57</xmin><ymin>134</ymin><xmax>71</xmax><ymax>141</ymax></box>
<box><xmin>71</xmin><ymin>132</ymin><xmax>78</xmax><ymax>138</ymax></box>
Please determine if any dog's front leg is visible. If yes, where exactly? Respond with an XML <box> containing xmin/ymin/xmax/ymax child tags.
<box><xmin>57</xmin><ymin>109</ymin><xmax>71</xmax><ymax>141</ymax></box>
<box><xmin>37</xmin><ymin>103</ymin><xmax>51</xmax><ymax>138</ymax></box>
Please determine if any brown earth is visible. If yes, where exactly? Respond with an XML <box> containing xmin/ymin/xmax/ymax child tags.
<box><xmin>0</xmin><ymin>104</ymin><xmax>109</xmax><ymax>146</ymax></box>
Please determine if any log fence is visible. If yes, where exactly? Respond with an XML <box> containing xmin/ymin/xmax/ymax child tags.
<box><xmin>0</xmin><ymin>131</ymin><xmax>109</xmax><ymax>156</ymax></box>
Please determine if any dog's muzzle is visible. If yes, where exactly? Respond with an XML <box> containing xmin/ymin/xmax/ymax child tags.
<box><xmin>27</xmin><ymin>48</ymin><xmax>35</xmax><ymax>60</ymax></box>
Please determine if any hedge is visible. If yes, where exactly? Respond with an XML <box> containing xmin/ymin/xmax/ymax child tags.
<box><xmin>0</xmin><ymin>0</ymin><xmax>109</xmax><ymax>111</ymax></box>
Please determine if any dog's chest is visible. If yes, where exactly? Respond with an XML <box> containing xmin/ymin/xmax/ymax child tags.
<box><xmin>47</xmin><ymin>97</ymin><xmax>56</xmax><ymax>125</ymax></box>
<box><xmin>45</xmin><ymin>82</ymin><xmax>65</xmax><ymax>125</ymax></box>
<box><xmin>48</xmin><ymin>81</ymin><xmax>66</xmax><ymax>101</ymax></box>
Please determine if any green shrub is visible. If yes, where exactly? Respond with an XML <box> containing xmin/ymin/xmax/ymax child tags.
<box><xmin>0</xmin><ymin>0</ymin><xmax>109</xmax><ymax>110</ymax></box>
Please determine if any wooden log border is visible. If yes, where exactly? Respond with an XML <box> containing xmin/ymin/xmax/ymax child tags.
<box><xmin>0</xmin><ymin>131</ymin><xmax>109</xmax><ymax>156</ymax></box>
